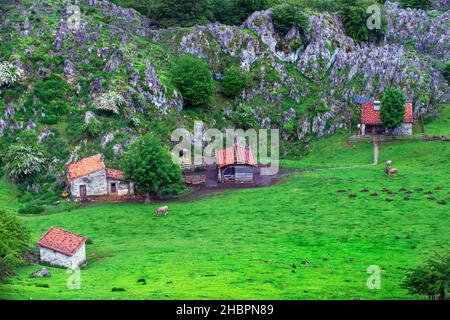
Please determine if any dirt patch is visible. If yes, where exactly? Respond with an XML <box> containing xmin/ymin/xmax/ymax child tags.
<box><xmin>81</xmin><ymin>165</ymin><xmax>293</xmax><ymax>205</ymax></box>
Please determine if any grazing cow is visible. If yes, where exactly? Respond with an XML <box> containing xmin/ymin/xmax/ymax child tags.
<box><xmin>384</xmin><ymin>168</ymin><xmax>398</xmax><ymax>175</ymax></box>
<box><xmin>154</xmin><ymin>206</ymin><xmax>169</xmax><ymax>216</ymax></box>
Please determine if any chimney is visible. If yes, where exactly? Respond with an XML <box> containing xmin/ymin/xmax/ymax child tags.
<box><xmin>374</xmin><ymin>101</ymin><xmax>381</xmax><ymax>111</ymax></box>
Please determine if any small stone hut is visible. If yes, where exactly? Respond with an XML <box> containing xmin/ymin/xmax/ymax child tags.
<box><xmin>37</xmin><ymin>227</ymin><xmax>87</xmax><ymax>270</ymax></box>
<box><xmin>66</xmin><ymin>154</ymin><xmax>134</xmax><ymax>198</ymax></box>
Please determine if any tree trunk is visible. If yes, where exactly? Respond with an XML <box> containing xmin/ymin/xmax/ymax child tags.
<box><xmin>144</xmin><ymin>192</ymin><xmax>150</xmax><ymax>204</ymax></box>
<box><xmin>156</xmin><ymin>189</ymin><xmax>162</xmax><ymax>200</ymax></box>
<box><xmin>439</xmin><ymin>289</ymin><xmax>446</xmax><ymax>300</ymax></box>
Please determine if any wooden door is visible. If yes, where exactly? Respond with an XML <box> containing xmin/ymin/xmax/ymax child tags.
<box><xmin>111</xmin><ymin>183</ymin><xmax>117</xmax><ymax>193</ymax></box>
<box><xmin>79</xmin><ymin>185</ymin><xmax>87</xmax><ymax>197</ymax></box>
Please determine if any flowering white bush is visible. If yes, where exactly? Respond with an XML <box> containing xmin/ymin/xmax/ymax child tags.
<box><xmin>0</xmin><ymin>62</ymin><xmax>24</xmax><ymax>87</ymax></box>
<box><xmin>3</xmin><ymin>144</ymin><xmax>46</xmax><ymax>182</ymax></box>
<box><xmin>94</xmin><ymin>91</ymin><xmax>125</xmax><ymax>114</ymax></box>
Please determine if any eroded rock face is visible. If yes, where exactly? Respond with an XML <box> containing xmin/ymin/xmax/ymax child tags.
<box><xmin>297</xmin><ymin>13</ymin><xmax>358</xmax><ymax>82</ymax></box>
<box><xmin>386</xmin><ymin>1</ymin><xmax>450</xmax><ymax>61</ymax></box>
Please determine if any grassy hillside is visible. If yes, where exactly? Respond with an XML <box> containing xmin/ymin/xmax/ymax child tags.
<box><xmin>1</xmin><ymin>110</ymin><xmax>448</xmax><ymax>300</ymax></box>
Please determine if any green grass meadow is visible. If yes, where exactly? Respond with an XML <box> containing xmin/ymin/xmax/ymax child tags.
<box><xmin>0</xmin><ymin>106</ymin><xmax>449</xmax><ymax>300</ymax></box>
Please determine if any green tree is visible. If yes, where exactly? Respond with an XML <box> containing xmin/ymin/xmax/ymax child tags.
<box><xmin>221</xmin><ymin>67</ymin><xmax>248</xmax><ymax>98</ymax></box>
<box><xmin>0</xmin><ymin>209</ymin><xmax>30</xmax><ymax>282</ymax></box>
<box><xmin>2</xmin><ymin>144</ymin><xmax>47</xmax><ymax>183</ymax></box>
<box><xmin>149</xmin><ymin>0</ymin><xmax>211</xmax><ymax>27</ymax></box>
<box><xmin>400</xmin><ymin>0</ymin><xmax>431</xmax><ymax>9</ymax></box>
<box><xmin>122</xmin><ymin>134</ymin><xmax>183</xmax><ymax>204</ymax></box>
<box><xmin>381</xmin><ymin>87</ymin><xmax>406</xmax><ymax>130</ymax></box>
<box><xmin>271</xmin><ymin>2</ymin><xmax>310</xmax><ymax>36</ymax></box>
<box><xmin>212</xmin><ymin>0</ymin><xmax>268</xmax><ymax>25</ymax></box>
<box><xmin>340</xmin><ymin>0</ymin><xmax>386</xmax><ymax>42</ymax></box>
<box><xmin>402</xmin><ymin>252</ymin><xmax>449</xmax><ymax>300</ymax></box>
<box><xmin>172</xmin><ymin>55</ymin><xmax>215</xmax><ymax>108</ymax></box>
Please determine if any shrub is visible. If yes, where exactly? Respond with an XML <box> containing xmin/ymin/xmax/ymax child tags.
<box><xmin>0</xmin><ymin>61</ymin><xmax>24</xmax><ymax>87</ymax></box>
<box><xmin>0</xmin><ymin>209</ymin><xmax>30</xmax><ymax>282</ymax></box>
<box><xmin>381</xmin><ymin>87</ymin><xmax>406</xmax><ymax>130</ymax></box>
<box><xmin>340</xmin><ymin>0</ymin><xmax>386</xmax><ymax>43</ymax></box>
<box><xmin>94</xmin><ymin>91</ymin><xmax>125</xmax><ymax>114</ymax></box>
<box><xmin>144</xmin><ymin>0</ymin><xmax>211</xmax><ymax>27</ymax></box>
<box><xmin>400</xmin><ymin>0</ymin><xmax>431</xmax><ymax>9</ymax></box>
<box><xmin>402</xmin><ymin>252</ymin><xmax>449</xmax><ymax>300</ymax></box>
<box><xmin>232</xmin><ymin>103</ymin><xmax>259</xmax><ymax>130</ymax></box>
<box><xmin>172</xmin><ymin>55</ymin><xmax>215</xmax><ymax>108</ymax></box>
<box><xmin>212</xmin><ymin>0</ymin><xmax>268</xmax><ymax>25</ymax></box>
<box><xmin>221</xmin><ymin>67</ymin><xmax>248</xmax><ymax>98</ymax></box>
<box><xmin>271</xmin><ymin>3</ymin><xmax>310</xmax><ymax>36</ymax></box>
<box><xmin>18</xmin><ymin>204</ymin><xmax>45</xmax><ymax>215</ymax></box>
<box><xmin>3</xmin><ymin>144</ymin><xmax>47</xmax><ymax>183</ymax></box>
<box><xmin>443</xmin><ymin>61</ymin><xmax>450</xmax><ymax>84</ymax></box>
<box><xmin>82</xmin><ymin>117</ymin><xmax>102</xmax><ymax>138</ymax></box>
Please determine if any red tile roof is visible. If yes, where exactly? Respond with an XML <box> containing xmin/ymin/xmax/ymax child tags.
<box><xmin>37</xmin><ymin>227</ymin><xmax>87</xmax><ymax>257</ymax></box>
<box><xmin>216</xmin><ymin>145</ymin><xmax>257</xmax><ymax>168</ymax></box>
<box><xmin>361</xmin><ymin>102</ymin><xmax>413</xmax><ymax>125</ymax></box>
<box><xmin>67</xmin><ymin>154</ymin><xmax>105</xmax><ymax>181</ymax></box>
<box><xmin>106</xmin><ymin>168</ymin><xmax>124</xmax><ymax>180</ymax></box>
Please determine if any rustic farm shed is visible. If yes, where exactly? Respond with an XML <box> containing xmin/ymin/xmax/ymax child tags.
<box><xmin>37</xmin><ymin>227</ymin><xmax>87</xmax><ymax>270</ymax></box>
<box><xmin>355</xmin><ymin>96</ymin><xmax>413</xmax><ymax>136</ymax></box>
<box><xmin>66</xmin><ymin>154</ymin><xmax>133</xmax><ymax>198</ymax></box>
<box><xmin>216</xmin><ymin>145</ymin><xmax>257</xmax><ymax>183</ymax></box>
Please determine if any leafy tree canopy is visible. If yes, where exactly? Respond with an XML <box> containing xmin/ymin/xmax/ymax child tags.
<box><xmin>271</xmin><ymin>2</ymin><xmax>310</xmax><ymax>35</ymax></box>
<box><xmin>172</xmin><ymin>55</ymin><xmax>215</xmax><ymax>108</ymax></box>
<box><xmin>122</xmin><ymin>134</ymin><xmax>183</xmax><ymax>203</ymax></box>
<box><xmin>381</xmin><ymin>87</ymin><xmax>406</xmax><ymax>130</ymax></box>
<box><xmin>221</xmin><ymin>66</ymin><xmax>248</xmax><ymax>98</ymax></box>
<box><xmin>0</xmin><ymin>209</ymin><xmax>30</xmax><ymax>282</ymax></box>
<box><xmin>402</xmin><ymin>252</ymin><xmax>449</xmax><ymax>300</ymax></box>
<box><xmin>212</xmin><ymin>0</ymin><xmax>268</xmax><ymax>25</ymax></box>
<box><xmin>339</xmin><ymin>0</ymin><xmax>386</xmax><ymax>42</ymax></box>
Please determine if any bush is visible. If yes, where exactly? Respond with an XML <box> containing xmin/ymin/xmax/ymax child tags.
<box><xmin>2</xmin><ymin>144</ymin><xmax>47</xmax><ymax>183</ymax></box>
<box><xmin>271</xmin><ymin>3</ymin><xmax>310</xmax><ymax>36</ymax></box>
<box><xmin>139</xmin><ymin>0</ymin><xmax>211</xmax><ymax>27</ymax></box>
<box><xmin>0</xmin><ymin>209</ymin><xmax>30</xmax><ymax>282</ymax></box>
<box><xmin>381</xmin><ymin>87</ymin><xmax>406</xmax><ymax>130</ymax></box>
<box><xmin>0</xmin><ymin>62</ymin><xmax>24</xmax><ymax>87</ymax></box>
<box><xmin>94</xmin><ymin>91</ymin><xmax>125</xmax><ymax>114</ymax></box>
<box><xmin>172</xmin><ymin>55</ymin><xmax>215</xmax><ymax>108</ymax></box>
<box><xmin>18</xmin><ymin>204</ymin><xmax>45</xmax><ymax>215</ymax></box>
<box><xmin>443</xmin><ymin>61</ymin><xmax>450</xmax><ymax>84</ymax></box>
<box><xmin>340</xmin><ymin>0</ymin><xmax>386</xmax><ymax>42</ymax></box>
<box><xmin>221</xmin><ymin>67</ymin><xmax>248</xmax><ymax>98</ymax></box>
<box><xmin>82</xmin><ymin>117</ymin><xmax>102</xmax><ymax>138</ymax></box>
<box><xmin>400</xmin><ymin>0</ymin><xmax>431</xmax><ymax>9</ymax></box>
<box><xmin>402</xmin><ymin>252</ymin><xmax>449</xmax><ymax>300</ymax></box>
<box><xmin>232</xmin><ymin>103</ymin><xmax>259</xmax><ymax>130</ymax></box>
<box><xmin>212</xmin><ymin>0</ymin><xmax>268</xmax><ymax>25</ymax></box>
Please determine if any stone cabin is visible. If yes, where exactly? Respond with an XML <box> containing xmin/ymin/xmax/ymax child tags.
<box><xmin>66</xmin><ymin>154</ymin><xmax>134</xmax><ymax>198</ymax></box>
<box><xmin>37</xmin><ymin>227</ymin><xmax>87</xmax><ymax>270</ymax></box>
<box><xmin>355</xmin><ymin>96</ymin><xmax>413</xmax><ymax>136</ymax></box>
<box><xmin>216</xmin><ymin>145</ymin><xmax>257</xmax><ymax>183</ymax></box>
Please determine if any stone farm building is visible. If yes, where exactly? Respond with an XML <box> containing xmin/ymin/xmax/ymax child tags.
<box><xmin>216</xmin><ymin>145</ymin><xmax>257</xmax><ymax>183</ymax></box>
<box><xmin>67</xmin><ymin>154</ymin><xmax>134</xmax><ymax>198</ymax></box>
<box><xmin>37</xmin><ymin>227</ymin><xmax>87</xmax><ymax>270</ymax></box>
<box><xmin>355</xmin><ymin>96</ymin><xmax>413</xmax><ymax>136</ymax></box>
